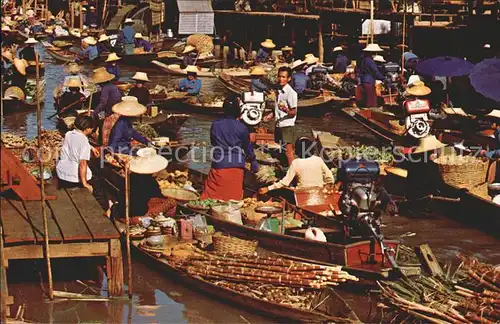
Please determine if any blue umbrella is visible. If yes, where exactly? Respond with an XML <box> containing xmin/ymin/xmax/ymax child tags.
<box><xmin>416</xmin><ymin>56</ymin><xmax>475</xmax><ymax>77</ymax></box>
<box><xmin>469</xmin><ymin>58</ymin><xmax>500</xmax><ymax>103</ymax></box>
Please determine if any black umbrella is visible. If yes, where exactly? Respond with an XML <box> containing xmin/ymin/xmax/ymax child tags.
<box><xmin>416</xmin><ymin>56</ymin><xmax>475</xmax><ymax>77</ymax></box>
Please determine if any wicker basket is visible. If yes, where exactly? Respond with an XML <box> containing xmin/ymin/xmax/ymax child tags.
<box><xmin>469</xmin><ymin>183</ymin><xmax>490</xmax><ymax>201</ymax></box>
<box><xmin>433</xmin><ymin>155</ymin><xmax>489</xmax><ymax>189</ymax></box>
<box><xmin>388</xmin><ymin>120</ymin><xmax>405</xmax><ymax>134</ymax></box>
<box><xmin>212</xmin><ymin>232</ymin><xmax>257</xmax><ymax>256</ymax></box>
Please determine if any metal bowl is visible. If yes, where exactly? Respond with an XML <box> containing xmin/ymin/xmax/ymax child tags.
<box><xmin>488</xmin><ymin>183</ymin><xmax>500</xmax><ymax>192</ymax></box>
<box><xmin>255</xmin><ymin>205</ymin><xmax>282</xmax><ymax>215</ymax></box>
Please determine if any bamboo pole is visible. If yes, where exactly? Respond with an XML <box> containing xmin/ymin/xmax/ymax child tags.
<box><xmin>0</xmin><ymin>227</ymin><xmax>7</xmax><ymax>323</ymax></box>
<box><xmin>35</xmin><ymin>47</ymin><xmax>54</xmax><ymax>301</ymax></box>
<box><xmin>401</xmin><ymin>0</ymin><xmax>407</xmax><ymax>73</ymax></box>
<box><xmin>318</xmin><ymin>23</ymin><xmax>324</xmax><ymax>62</ymax></box>
<box><xmin>124</xmin><ymin>163</ymin><xmax>133</xmax><ymax>299</ymax></box>
<box><xmin>79</xmin><ymin>3</ymin><xmax>83</xmax><ymax>31</ymax></box>
<box><xmin>71</xmin><ymin>1</ymin><xmax>75</xmax><ymax>29</ymax></box>
<box><xmin>370</xmin><ymin>0</ymin><xmax>375</xmax><ymax>43</ymax></box>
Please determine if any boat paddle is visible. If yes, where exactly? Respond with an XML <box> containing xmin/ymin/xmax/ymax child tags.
<box><xmin>47</xmin><ymin>97</ymin><xmax>86</xmax><ymax>119</ymax></box>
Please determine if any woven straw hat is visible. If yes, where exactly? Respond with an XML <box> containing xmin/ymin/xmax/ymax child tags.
<box><xmin>407</xmin><ymin>75</ymin><xmax>421</xmax><ymax>86</ymax></box>
<box><xmin>90</xmin><ymin>6</ymin><xmax>95</xmax><ymax>10</ymax></box>
<box><xmin>64</xmin><ymin>77</ymin><xmax>83</xmax><ymax>88</ymax></box>
<box><xmin>112</xmin><ymin>96</ymin><xmax>147</xmax><ymax>117</ymax></box>
<box><xmin>291</xmin><ymin>59</ymin><xmax>307</xmax><ymax>70</ymax></box>
<box><xmin>1</xmin><ymin>25</ymin><xmax>11</xmax><ymax>32</ymax></box>
<box><xmin>406</xmin><ymin>81</ymin><xmax>431</xmax><ymax>96</ymax></box>
<box><xmin>130</xmin><ymin>148</ymin><xmax>168</xmax><ymax>174</ymax></box>
<box><xmin>83</xmin><ymin>36</ymin><xmax>97</xmax><ymax>45</ymax></box>
<box><xmin>3</xmin><ymin>86</ymin><xmax>25</xmax><ymax>100</ymax></box>
<box><xmin>132</xmin><ymin>71</ymin><xmax>150</xmax><ymax>82</ymax></box>
<box><xmin>105</xmin><ymin>52</ymin><xmax>121</xmax><ymax>62</ymax></box>
<box><xmin>13</xmin><ymin>58</ymin><xmax>26</xmax><ymax>75</ymax></box>
<box><xmin>261</xmin><ymin>39</ymin><xmax>276</xmax><ymax>49</ymax></box>
<box><xmin>124</xmin><ymin>18</ymin><xmax>134</xmax><ymax>24</ymax></box>
<box><xmin>250</xmin><ymin>66</ymin><xmax>266</xmax><ymax>76</ymax></box>
<box><xmin>281</xmin><ymin>46</ymin><xmax>292</xmax><ymax>51</ymax></box>
<box><xmin>305</xmin><ymin>54</ymin><xmax>319</xmax><ymax>65</ymax></box>
<box><xmin>66</xmin><ymin>62</ymin><xmax>81</xmax><ymax>74</ymax></box>
<box><xmin>2</xmin><ymin>49</ymin><xmax>13</xmax><ymax>61</ymax></box>
<box><xmin>413</xmin><ymin>135</ymin><xmax>446</xmax><ymax>154</ymax></box>
<box><xmin>484</xmin><ymin>44</ymin><xmax>491</xmax><ymax>49</ymax></box>
<box><xmin>185</xmin><ymin>65</ymin><xmax>198</xmax><ymax>74</ymax></box>
<box><xmin>182</xmin><ymin>45</ymin><xmax>196</xmax><ymax>54</ymax></box>
<box><xmin>25</xmin><ymin>37</ymin><xmax>38</xmax><ymax>44</ymax></box>
<box><xmin>134</xmin><ymin>32</ymin><xmax>143</xmax><ymax>39</ymax></box>
<box><xmin>91</xmin><ymin>67</ymin><xmax>115</xmax><ymax>83</ymax></box>
<box><xmin>333</xmin><ymin>46</ymin><xmax>343</xmax><ymax>52</ymax></box>
<box><xmin>98</xmin><ymin>34</ymin><xmax>109</xmax><ymax>42</ymax></box>
<box><xmin>363</xmin><ymin>43</ymin><xmax>383</xmax><ymax>52</ymax></box>
<box><xmin>82</xmin><ymin>7</ymin><xmax>87</xmax><ymax>11</ymax></box>
<box><xmin>374</xmin><ymin>55</ymin><xmax>386</xmax><ymax>63</ymax></box>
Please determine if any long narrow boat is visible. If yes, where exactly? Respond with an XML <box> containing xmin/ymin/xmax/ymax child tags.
<box><xmin>179</xmin><ymin>98</ymin><xmax>225</xmax><ymax>114</ymax></box>
<box><xmin>134</xmin><ymin>113</ymin><xmax>190</xmax><ymax>137</ymax></box>
<box><xmin>97</xmin><ymin>52</ymin><xmax>158</xmax><ymax>67</ymax></box>
<box><xmin>156</xmin><ymin>51</ymin><xmax>222</xmax><ymax>67</ymax></box>
<box><xmin>151</xmin><ymin>60</ymin><xmax>251</xmax><ymax>78</ymax></box>
<box><xmin>43</xmin><ymin>46</ymin><xmax>78</xmax><ymax>63</ymax></box>
<box><xmin>114</xmin><ymin>224</ymin><xmax>360</xmax><ymax>323</ymax></box>
<box><xmin>2</xmin><ymin>79</ymin><xmax>46</xmax><ymax>114</ymax></box>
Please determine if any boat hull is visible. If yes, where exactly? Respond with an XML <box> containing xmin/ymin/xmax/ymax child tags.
<box><xmin>135</xmin><ymin>113</ymin><xmax>190</xmax><ymax>137</ymax></box>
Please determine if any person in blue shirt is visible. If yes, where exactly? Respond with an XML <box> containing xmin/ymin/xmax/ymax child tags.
<box><xmin>178</xmin><ymin>66</ymin><xmax>202</xmax><ymax>96</ymax></box>
<box><xmin>134</xmin><ymin>33</ymin><xmax>153</xmax><ymax>52</ymax></box>
<box><xmin>120</xmin><ymin>18</ymin><xmax>135</xmax><ymax>55</ymax></box>
<box><xmin>480</xmin><ymin>125</ymin><xmax>500</xmax><ymax>161</ymax></box>
<box><xmin>104</xmin><ymin>52</ymin><xmax>121</xmax><ymax>81</ymax></box>
<box><xmin>255</xmin><ymin>39</ymin><xmax>275</xmax><ymax>64</ymax></box>
<box><xmin>200</xmin><ymin>95</ymin><xmax>258</xmax><ymax>201</ymax></box>
<box><xmin>97</xmin><ymin>34</ymin><xmax>113</xmax><ymax>54</ymax></box>
<box><xmin>290</xmin><ymin>59</ymin><xmax>309</xmax><ymax>97</ymax></box>
<box><xmin>81</xmin><ymin>37</ymin><xmax>99</xmax><ymax>61</ymax></box>
<box><xmin>359</xmin><ymin>44</ymin><xmax>385</xmax><ymax>108</ymax></box>
<box><xmin>332</xmin><ymin>46</ymin><xmax>349</xmax><ymax>73</ymax></box>
<box><xmin>91</xmin><ymin>67</ymin><xmax>122</xmax><ymax>121</ymax></box>
<box><xmin>250</xmin><ymin>66</ymin><xmax>268</xmax><ymax>92</ymax></box>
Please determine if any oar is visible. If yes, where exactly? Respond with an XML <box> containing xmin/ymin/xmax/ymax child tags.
<box><xmin>47</xmin><ymin>97</ymin><xmax>85</xmax><ymax>119</ymax></box>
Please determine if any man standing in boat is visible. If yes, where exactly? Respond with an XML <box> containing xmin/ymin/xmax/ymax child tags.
<box><xmin>178</xmin><ymin>66</ymin><xmax>201</xmax><ymax>96</ymax></box>
<box><xmin>120</xmin><ymin>18</ymin><xmax>135</xmax><ymax>55</ymax></box>
<box><xmin>359</xmin><ymin>43</ymin><xmax>385</xmax><ymax>108</ymax></box>
<box><xmin>332</xmin><ymin>46</ymin><xmax>349</xmax><ymax>74</ymax></box>
<box><xmin>263</xmin><ymin>66</ymin><xmax>298</xmax><ymax>166</ymax></box>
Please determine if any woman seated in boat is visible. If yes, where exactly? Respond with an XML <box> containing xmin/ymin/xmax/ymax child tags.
<box><xmin>128</xmin><ymin>72</ymin><xmax>151</xmax><ymax>106</ymax></box>
<box><xmin>103</xmin><ymin>96</ymin><xmax>149</xmax><ymax>155</ymax></box>
<box><xmin>105</xmin><ymin>53</ymin><xmax>121</xmax><ymax>82</ymax></box>
<box><xmin>201</xmin><ymin>95</ymin><xmax>259</xmax><ymax>201</ymax></box>
<box><xmin>134</xmin><ymin>33</ymin><xmax>152</xmax><ymax>53</ymax></box>
<box><xmin>178</xmin><ymin>66</ymin><xmax>201</xmax><ymax>96</ymax></box>
<box><xmin>63</xmin><ymin>62</ymin><xmax>90</xmax><ymax>96</ymax></box>
<box><xmin>19</xmin><ymin>37</ymin><xmax>38</xmax><ymax>64</ymax></box>
<box><xmin>181</xmin><ymin>45</ymin><xmax>197</xmax><ymax>68</ymax></box>
<box><xmin>56</xmin><ymin>115</ymin><xmax>111</xmax><ymax>214</ymax></box>
<box><xmin>10</xmin><ymin>57</ymin><xmax>27</xmax><ymax>89</ymax></box>
<box><xmin>280</xmin><ymin>46</ymin><xmax>294</xmax><ymax>64</ymax></box>
<box><xmin>80</xmin><ymin>36</ymin><xmax>99</xmax><ymax>61</ymax></box>
<box><xmin>259</xmin><ymin>138</ymin><xmax>334</xmax><ymax>195</ymax></box>
<box><xmin>290</xmin><ymin>59</ymin><xmax>309</xmax><ymax>98</ymax></box>
<box><xmin>250</xmin><ymin>66</ymin><xmax>269</xmax><ymax>93</ymax></box>
<box><xmin>97</xmin><ymin>34</ymin><xmax>113</xmax><ymax>54</ymax></box>
<box><xmin>255</xmin><ymin>39</ymin><xmax>275</xmax><ymax>64</ymax></box>
<box><xmin>58</xmin><ymin>78</ymin><xmax>86</xmax><ymax>117</ymax></box>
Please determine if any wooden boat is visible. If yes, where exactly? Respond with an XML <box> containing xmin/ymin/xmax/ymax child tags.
<box><xmin>151</xmin><ymin>60</ymin><xmax>251</xmax><ymax>78</ymax></box>
<box><xmin>180</xmin><ymin>98</ymin><xmax>225</xmax><ymax>114</ymax></box>
<box><xmin>43</xmin><ymin>46</ymin><xmax>78</xmax><ymax>63</ymax></box>
<box><xmin>134</xmin><ymin>113</ymin><xmax>190</xmax><ymax>137</ymax></box>
<box><xmin>98</xmin><ymin>52</ymin><xmax>158</xmax><ymax>67</ymax></box>
<box><xmin>156</xmin><ymin>51</ymin><xmax>222</xmax><ymax>67</ymax></box>
<box><xmin>114</xmin><ymin>223</ymin><xmax>360</xmax><ymax>323</ymax></box>
<box><xmin>2</xmin><ymin>79</ymin><xmax>45</xmax><ymax>114</ymax></box>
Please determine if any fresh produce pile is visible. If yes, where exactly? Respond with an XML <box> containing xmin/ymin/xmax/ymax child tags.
<box><xmin>241</xmin><ymin>197</ymin><xmax>282</xmax><ymax>209</ymax></box>
<box><xmin>134</xmin><ymin>123</ymin><xmax>159</xmax><ymax>139</ymax></box>
<box><xmin>324</xmin><ymin>145</ymin><xmax>394</xmax><ymax>165</ymax></box>
<box><xmin>378</xmin><ymin>254</ymin><xmax>500</xmax><ymax>323</ymax></box>
<box><xmin>187</xmin><ymin>199</ymin><xmax>219</xmax><ymax>210</ymax></box>
<box><xmin>185</xmin><ymin>94</ymin><xmax>225</xmax><ymax>106</ymax></box>
<box><xmin>248</xmin><ymin>163</ymin><xmax>278</xmax><ymax>185</ymax></box>
<box><xmin>1</xmin><ymin>133</ymin><xmax>30</xmax><ymax>148</ymax></box>
<box><xmin>156</xmin><ymin>170</ymin><xmax>192</xmax><ymax>189</ymax></box>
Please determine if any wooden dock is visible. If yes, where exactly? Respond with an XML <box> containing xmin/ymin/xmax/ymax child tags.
<box><xmin>0</xmin><ymin>178</ymin><xmax>123</xmax><ymax>316</ymax></box>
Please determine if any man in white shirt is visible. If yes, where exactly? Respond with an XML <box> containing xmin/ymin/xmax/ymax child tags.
<box><xmin>264</xmin><ymin>66</ymin><xmax>298</xmax><ymax>166</ymax></box>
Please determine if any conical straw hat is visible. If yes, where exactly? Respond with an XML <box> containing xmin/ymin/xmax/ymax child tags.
<box><xmin>112</xmin><ymin>96</ymin><xmax>147</xmax><ymax>117</ymax></box>
<box><xmin>250</xmin><ymin>66</ymin><xmax>266</xmax><ymax>76</ymax></box>
<box><xmin>363</xmin><ymin>43</ymin><xmax>383</xmax><ymax>52</ymax></box>
<box><xmin>105</xmin><ymin>52</ymin><xmax>121</xmax><ymax>62</ymax></box>
<box><xmin>281</xmin><ymin>46</ymin><xmax>292</xmax><ymax>51</ymax></box>
<box><xmin>406</xmin><ymin>80</ymin><xmax>431</xmax><ymax>96</ymax></box>
<box><xmin>2</xmin><ymin>49</ymin><xmax>13</xmax><ymax>61</ymax></box>
<box><xmin>129</xmin><ymin>148</ymin><xmax>168</xmax><ymax>174</ymax></box>
<box><xmin>185</xmin><ymin>65</ymin><xmax>198</xmax><ymax>74</ymax></box>
<box><xmin>291</xmin><ymin>59</ymin><xmax>307</xmax><ymax>70</ymax></box>
<box><xmin>305</xmin><ymin>55</ymin><xmax>319</xmax><ymax>65</ymax></box>
<box><xmin>261</xmin><ymin>39</ymin><xmax>276</xmax><ymax>49</ymax></box>
<box><xmin>25</xmin><ymin>37</ymin><xmax>38</xmax><ymax>44</ymax></box>
<box><xmin>333</xmin><ymin>46</ymin><xmax>343</xmax><ymax>52</ymax></box>
<box><xmin>124</xmin><ymin>18</ymin><xmax>134</xmax><ymax>24</ymax></box>
<box><xmin>132</xmin><ymin>71</ymin><xmax>150</xmax><ymax>82</ymax></box>
<box><xmin>134</xmin><ymin>33</ymin><xmax>143</xmax><ymax>39</ymax></box>
<box><xmin>98</xmin><ymin>34</ymin><xmax>110</xmax><ymax>42</ymax></box>
<box><xmin>91</xmin><ymin>67</ymin><xmax>115</xmax><ymax>83</ymax></box>
<box><xmin>13</xmin><ymin>58</ymin><xmax>26</xmax><ymax>75</ymax></box>
<box><xmin>66</xmin><ymin>62</ymin><xmax>81</xmax><ymax>74</ymax></box>
<box><xmin>374</xmin><ymin>55</ymin><xmax>386</xmax><ymax>63</ymax></box>
<box><xmin>2</xmin><ymin>25</ymin><xmax>11</xmax><ymax>32</ymax></box>
<box><xmin>413</xmin><ymin>135</ymin><xmax>446</xmax><ymax>154</ymax></box>
<box><xmin>182</xmin><ymin>45</ymin><xmax>196</xmax><ymax>54</ymax></box>
<box><xmin>83</xmin><ymin>36</ymin><xmax>97</xmax><ymax>45</ymax></box>
<box><xmin>64</xmin><ymin>77</ymin><xmax>83</xmax><ymax>88</ymax></box>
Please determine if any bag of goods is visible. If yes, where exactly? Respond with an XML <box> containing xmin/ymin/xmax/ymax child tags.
<box><xmin>186</xmin><ymin>34</ymin><xmax>214</xmax><ymax>56</ymax></box>
<box><xmin>211</xmin><ymin>201</ymin><xmax>243</xmax><ymax>225</ymax></box>
<box><xmin>305</xmin><ymin>227</ymin><xmax>327</xmax><ymax>242</ymax></box>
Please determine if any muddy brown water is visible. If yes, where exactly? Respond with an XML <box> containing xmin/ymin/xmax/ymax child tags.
<box><xmin>2</xmin><ymin>46</ymin><xmax>499</xmax><ymax>323</ymax></box>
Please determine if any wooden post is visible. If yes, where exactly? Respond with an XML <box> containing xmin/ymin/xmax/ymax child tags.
<box><xmin>318</xmin><ymin>23</ymin><xmax>324</xmax><ymax>62</ymax></box>
<box><xmin>401</xmin><ymin>0</ymin><xmax>407</xmax><ymax>73</ymax></box>
<box><xmin>101</xmin><ymin>0</ymin><xmax>107</xmax><ymax>28</ymax></box>
<box><xmin>35</xmin><ymin>48</ymin><xmax>54</xmax><ymax>301</ymax></box>
<box><xmin>222</xmin><ymin>46</ymin><xmax>229</xmax><ymax>62</ymax></box>
<box><xmin>124</xmin><ymin>164</ymin><xmax>132</xmax><ymax>299</ymax></box>
<box><xmin>79</xmin><ymin>3</ymin><xmax>83</xmax><ymax>31</ymax></box>
<box><xmin>1</xmin><ymin>227</ymin><xmax>9</xmax><ymax>322</ymax></box>
<box><xmin>71</xmin><ymin>1</ymin><xmax>75</xmax><ymax>29</ymax></box>
<box><xmin>370</xmin><ymin>0</ymin><xmax>375</xmax><ymax>43</ymax></box>
<box><xmin>35</xmin><ymin>0</ymin><xmax>38</xmax><ymax>16</ymax></box>
<box><xmin>107</xmin><ymin>239</ymin><xmax>124</xmax><ymax>296</ymax></box>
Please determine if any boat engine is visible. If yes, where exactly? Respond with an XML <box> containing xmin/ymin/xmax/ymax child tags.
<box><xmin>403</xmin><ymin>98</ymin><xmax>431</xmax><ymax>139</ymax></box>
<box><xmin>240</xmin><ymin>91</ymin><xmax>266</xmax><ymax>126</ymax></box>
<box><xmin>337</xmin><ymin>160</ymin><xmax>399</xmax><ymax>270</ymax></box>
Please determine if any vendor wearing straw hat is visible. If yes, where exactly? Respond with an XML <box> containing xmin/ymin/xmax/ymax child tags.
<box><xmin>280</xmin><ymin>46</ymin><xmax>294</xmax><ymax>64</ymax></box>
<box><xmin>91</xmin><ymin>67</ymin><xmax>122</xmax><ymax>121</ymax></box>
<box><xmin>104</xmin><ymin>96</ymin><xmax>148</xmax><ymax>155</ymax></box>
<box><xmin>134</xmin><ymin>33</ymin><xmax>152</xmax><ymax>53</ymax></box>
<box><xmin>290</xmin><ymin>59</ymin><xmax>309</xmax><ymax>97</ymax></box>
<box><xmin>181</xmin><ymin>45</ymin><xmax>197</xmax><ymax>68</ymax></box>
<box><xmin>19</xmin><ymin>37</ymin><xmax>38</xmax><ymax>63</ymax></box>
<box><xmin>58</xmin><ymin>77</ymin><xmax>86</xmax><ymax>117</ymax></box>
<box><xmin>255</xmin><ymin>38</ymin><xmax>276</xmax><ymax>63</ymax></box>
<box><xmin>359</xmin><ymin>43</ymin><xmax>385</xmax><ymax>108</ymax></box>
<box><xmin>97</xmin><ymin>33</ymin><xmax>112</xmax><ymax>54</ymax></box>
<box><xmin>63</xmin><ymin>62</ymin><xmax>89</xmax><ymax>92</ymax></box>
<box><xmin>120</xmin><ymin>18</ymin><xmax>135</xmax><ymax>55</ymax></box>
<box><xmin>11</xmin><ymin>57</ymin><xmax>27</xmax><ymax>89</ymax></box>
<box><xmin>178</xmin><ymin>65</ymin><xmax>201</xmax><ymax>96</ymax></box>
<box><xmin>128</xmin><ymin>72</ymin><xmax>151</xmax><ymax>106</ymax></box>
<box><xmin>81</xmin><ymin>36</ymin><xmax>99</xmax><ymax>61</ymax></box>
<box><xmin>250</xmin><ymin>66</ymin><xmax>269</xmax><ymax>93</ymax></box>
<box><xmin>56</xmin><ymin>115</ymin><xmax>111</xmax><ymax>213</ymax></box>
<box><xmin>87</xmin><ymin>6</ymin><xmax>98</xmax><ymax>27</ymax></box>
<box><xmin>105</xmin><ymin>52</ymin><xmax>121</xmax><ymax>82</ymax></box>
<box><xmin>332</xmin><ymin>46</ymin><xmax>349</xmax><ymax>73</ymax></box>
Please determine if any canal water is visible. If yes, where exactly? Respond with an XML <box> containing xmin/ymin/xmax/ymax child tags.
<box><xmin>2</xmin><ymin>46</ymin><xmax>499</xmax><ymax>323</ymax></box>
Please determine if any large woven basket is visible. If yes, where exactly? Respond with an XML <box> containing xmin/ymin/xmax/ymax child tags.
<box><xmin>212</xmin><ymin>232</ymin><xmax>257</xmax><ymax>256</ymax></box>
<box><xmin>433</xmin><ymin>155</ymin><xmax>489</xmax><ymax>189</ymax></box>
<box><xmin>469</xmin><ymin>182</ymin><xmax>490</xmax><ymax>201</ymax></box>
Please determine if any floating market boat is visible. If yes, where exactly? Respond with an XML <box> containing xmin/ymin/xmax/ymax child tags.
<box><xmin>180</xmin><ymin>97</ymin><xmax>225</xmax><ymax>114</ymax></box>
<box><xmin>43</xmin><ymin>46</ymin><xmax>78</xmax><ymax>63</ymax></box>
<box><xmin>97</xmin><ymin>52</ymin><xmax>158</xmax><ymax>67</ymax></box>
<box><xmin>151</xmin><ymin>60</ymin><xmax>251</xmax><ymax>78</ymax></box>
<box><xmin>134</xmin><ymin>113</ymin><xmax>190</xmax><ymax>137</ymax></box>
<box><xmin>156</xmin><ymin>51</ymin><xmax>222</xmax><ymax>67</ymax></box>
<box><xmin>2</xmin><ymin>79</ymin><xmax>46</xmax><ymax>114</ymax></box>
<box><xmin>114</xmin><ymin>223</ymin><xmax>360</xmax><ymax>323</ymax></box>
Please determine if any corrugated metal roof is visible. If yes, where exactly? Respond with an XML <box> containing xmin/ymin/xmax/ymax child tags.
<box><xmin>179</xmin><ymin>12</ymin><xmax>214</xmax><ymax>34</ymax></box>
<box><xmin>177</xmin><ymin>0</ymin><xmax>213</xmax><ymax>13</ymax></box>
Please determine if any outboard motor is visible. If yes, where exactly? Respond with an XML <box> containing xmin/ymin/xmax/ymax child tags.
<box><xmin>240</xmin><ymin>91</ymin><xmax>266</xmax><ymax>126</ymax></box>
<box><xmin>309</xmin><ymin>66</ymin><xmax>329</xmax><ymax>90</ymax></box>
<box><xmin>403</xmin><ymin>98</ymin><xmax>431</xmax><ymax>138</ymax></box>
<box><xmin>337</xmin><ymin>159</ymin><xmax>399</xmax><ymax>270</ymax></box>
<box><xmin>383</xmin><ymin>61</ymin><xmax>404</xmax><ymax>94</ymax></box>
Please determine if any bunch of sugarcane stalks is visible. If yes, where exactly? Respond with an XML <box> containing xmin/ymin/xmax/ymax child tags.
<box><xmin>178</xmin><ymin>252</ymin><xmax>358</xmax><ymax>289</ymax></box>
<box><xmin>378</xmin><ymin>254</ymin><xmax>500</xmax><ymax>323</ymax></box>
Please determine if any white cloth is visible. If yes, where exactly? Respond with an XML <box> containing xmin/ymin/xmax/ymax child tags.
<box><xmin>274</xmin><ymin>83</ymin><xmax>298</xmax><ymax>128</ymax></box>
<box><xmin>268</xmin><ymin>156</ymin><xmax>334</xmax><ymax>191</ymax></box>
<box><xmin>56</xmin><ymin>130</ymin><xmax>92</xmax><ymax>183</ymax></box>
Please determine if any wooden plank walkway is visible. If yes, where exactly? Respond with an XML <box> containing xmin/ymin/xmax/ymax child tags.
<box><xmin>0</xmin><ymin>199</ymin><xmax>36</xmax><ymax>245</ymax></box>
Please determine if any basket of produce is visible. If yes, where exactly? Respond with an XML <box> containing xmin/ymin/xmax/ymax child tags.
<box><xmin>186</xmin><ymin>199</ymin><xmax>219</xmax><ymax>212</ymax></box>
<box><xmin>161</xmin><ymin>188</ymin><xmax>199</xmax><ymax>202</ymax></box>
<box><xmin>212</xmin><ymin>232</ymin><xmax>258</xmax><ymax>256</ymax></box>
<box><xmin>186</xmin><ymin>34</ymin><xmax>214</xmax><ymax>55</ymax></box>
<box><xmin>388</xmin><ymin>119</ymin><xmax>405</xmax><ymax>134</ymax></box>
<box><xmin>433</xmin><ymin>155</ymin><xmax>489</xmax><ymax>189</ymax></box>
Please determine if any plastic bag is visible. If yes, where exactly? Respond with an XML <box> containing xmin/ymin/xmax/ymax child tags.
<box><xmin>211</xmin><ymin>204</ymin><xmax>243</xmax><ymax>225</ymax></box>
<box><xmin>305</xmin><ymin>227</ymin><xmax>327</xmax><ymax>242</ymax></box>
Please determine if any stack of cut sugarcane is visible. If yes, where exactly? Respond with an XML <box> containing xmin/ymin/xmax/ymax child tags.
<box><xmin>179</xmin><ymin>253</ymin><xmax>358</xmax><ymax>289</ymax></box>
<box><xmin>378</xmin><ymin>254</ymin><xmax>500</xmax><ymax>323</ymax></box>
